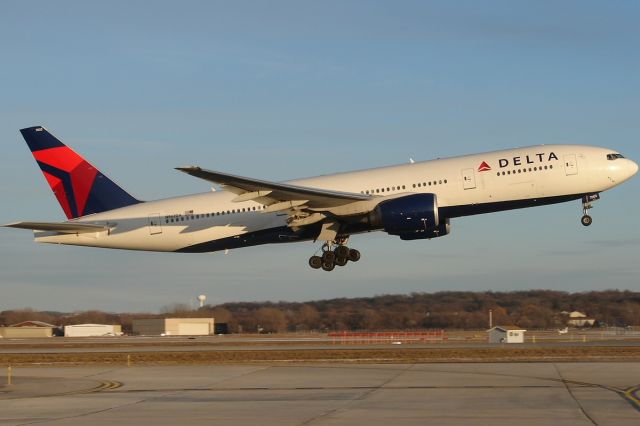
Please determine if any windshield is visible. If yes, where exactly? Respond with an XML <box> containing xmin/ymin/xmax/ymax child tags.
<box><xmin>607</xmin><ymin>153</ymin><xmax>625</xmax><ymax>160</ymax></box>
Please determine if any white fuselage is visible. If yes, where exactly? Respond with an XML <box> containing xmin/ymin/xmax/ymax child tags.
<box><xmin>34</xmin><ymin>144</ymin><xmax>638</xmax><ymax>252</ymax></box>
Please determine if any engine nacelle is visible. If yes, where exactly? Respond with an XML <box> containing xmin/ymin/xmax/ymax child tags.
<box><xmin>370</xmin><ymin>193</ymin><xmax>440</xmax><ymax>235</ymax></box>
<box><xmin>398</xmin><ymin>218</ymin><xmax>451</xmax><ymax>240</ymax></box>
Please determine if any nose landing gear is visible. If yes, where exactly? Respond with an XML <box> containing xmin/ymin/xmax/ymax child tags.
<box><xmin>308</xmin><ymin>240</ymin><xmax>361</xmax><ymax>271</ymax></box>
<box><xmin>580</xmin><ymin>194</ymin><xmax>600</xmax><ymax>227</ymax></box>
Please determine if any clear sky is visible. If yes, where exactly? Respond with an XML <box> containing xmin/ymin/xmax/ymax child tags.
<box><xmin>1</xmin><ymin>1</ymin><xmax>638</xmax><ymax>312</ymax></box>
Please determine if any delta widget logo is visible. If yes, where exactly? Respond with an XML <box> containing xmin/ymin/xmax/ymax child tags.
<box><xmin>478</xmin><ymin>161</ymin><xmax>492</xmax><ymax>172</ymax></box>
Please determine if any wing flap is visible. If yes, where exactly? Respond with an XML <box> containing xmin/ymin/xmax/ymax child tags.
<box><xmin>4</xmin><ymin>222</ymin><xmax>112</xmax><ymax>234</ymax></box>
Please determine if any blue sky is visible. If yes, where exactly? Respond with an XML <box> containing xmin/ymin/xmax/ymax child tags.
<box><xmin>1</xmin><ymin>1</ymin><xmax>638</xmax><ymax>312</ymax></box>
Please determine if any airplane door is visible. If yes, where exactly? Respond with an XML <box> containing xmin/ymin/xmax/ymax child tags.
<box><xmin>462</xmin><ymin>168</ymin><xmax>476</xmax><ymax>190</ymax></box>
<box><xmin>564</xmin><ymin>155</ymin><xmax>578</xmax><ymax>176</ymax></box>
<box><xmin>148</xmin><ymin>214</ymin><xmax>163</xmax><ymax>235</ymax></box>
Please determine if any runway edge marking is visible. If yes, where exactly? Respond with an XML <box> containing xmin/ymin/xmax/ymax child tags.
<box><xmin>622</xmin><ymin>385</ymin><xmax>640</xmax><ymax>412</ymax></box>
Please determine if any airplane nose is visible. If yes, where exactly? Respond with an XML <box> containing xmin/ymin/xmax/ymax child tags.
<box><xmin>630</xmin><ymin>160</ymin><xmax>639</xmax><ymax>177</ymax></box>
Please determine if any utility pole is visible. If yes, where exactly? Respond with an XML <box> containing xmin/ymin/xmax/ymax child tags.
<box><xmin>489</xmin><ymin>309</ymin><xmax>493</xmax><ymax>328</ymax></box>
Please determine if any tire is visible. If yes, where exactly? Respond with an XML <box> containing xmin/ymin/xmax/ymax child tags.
<box><xmin>321</xmin><ymin>261</ymin><xmax>335</xmax><ymax>271</ymax></box>
<box><xmin>335</xmin><ymin>256</ymin><xmax>348</xmax><ymax>266</ymax></box>
<box><xmin>581</xmin><ymin>215</ymin><xmax>593</xmax><ymax>227</ymax></box>
<box><xmin>322</xmin><ymin>251</ymin><xmax>336</xmax><ymax>263</ymax></box>
<box><xmin>348</xmin><ymin>249</ymin><xmax>361</xmax><ymax>262</ymax></box>
<box><xmin>334</xmin><ymin>245</ymin><xmax>349</xmax><ymax>258</ymax></box>
<box><xmin>309</xmin><ymin>256</ymin><xmax>322</xmax><ymax>269</ymax></box>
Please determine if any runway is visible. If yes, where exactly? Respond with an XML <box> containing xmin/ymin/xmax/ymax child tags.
<box><xmin>1</xmin><ymin>363</ymin><xmax>639</xmax><ymax>425</ymax></box>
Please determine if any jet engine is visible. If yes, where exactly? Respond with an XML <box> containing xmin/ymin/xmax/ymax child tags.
<box><xmin>366</xmin><ymin>193</ymin><xmax>450</xmax><ymax>239</ymax></box>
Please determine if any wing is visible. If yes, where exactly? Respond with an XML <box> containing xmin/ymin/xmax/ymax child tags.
<box><xmin>176</xmin><ymin>166</ymin><xmax>371</xmax><ymax>210</ymax></box>
<box><xmin>176</xmin><ymin>167</ymin><xmax>378</xmax><ymax>241</ymax></box>
<box><xmin>4</xmin><ymin>222</ymin><xmax>112</xmax><ymax>234</ymax></box>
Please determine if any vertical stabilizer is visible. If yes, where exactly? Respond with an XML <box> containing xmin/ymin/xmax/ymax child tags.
<box><xmin>20</xmin><ymin>126</ymin><xmax>141</xmax><ymax>219</ymax></box>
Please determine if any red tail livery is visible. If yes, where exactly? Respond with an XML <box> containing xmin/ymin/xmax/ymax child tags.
<box><xmin>20</xmin><ymin>126</ymin><xmax>141</xmax><ymax>219</ymax></box>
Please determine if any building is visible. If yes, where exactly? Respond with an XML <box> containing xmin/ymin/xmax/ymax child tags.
<box><xmin>64</xmin><ymin>324</ymin><xmax>122</xmax><ymax>337</ymax></box>
<box><xmin>566</xmin><ymin>311</ymin><xmax>596</xmax><ymax>327</ymax></box>
<box><xmin>214</xmin><ymin>323</ymin><xmax>229</xmax><ymax>334</ymax></box>
<box><xmin>487</xmin><ymin>326</ymin><xmax>526</xmax><ymax>344</ymax></box>
<box><xmin>0</xmin><ymin>321</ymin><xmax>58</xmax><ymax>338</ymax></box>
<box><xmin>132</xmin><ymin>318</ymin><xmax>214</xmax><ymax>336</ymax></box>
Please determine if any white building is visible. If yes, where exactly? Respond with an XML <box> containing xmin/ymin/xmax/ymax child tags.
<box><xmin>132</xmin><ymin>318</ymin><xmax>214</xmax><ymax>336</ymax></box>
<box><xmin>64</xmin><ymin>324</ymin><xmax>122</xmax><ymax>337</ymax></box>
<box><xmin>487</xmin><ymin>326</ymin><xmax>526</xmax><ymax>344</ymax></box>
<box><xmin>566</xmin><ymin>311</ymin><xmax>596</xmax><ymax>327</ymax></box>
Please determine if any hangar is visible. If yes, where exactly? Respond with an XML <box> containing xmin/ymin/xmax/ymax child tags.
<box><xmin>0</xmin><ymin>321</ymin><xmax>58</xmax><ymax>338</ymax></box>
<box><xmin>64</xmin><ymin>324</ymin><xmax>122</xmax><ymax>337</ymax></box>
<box><xmin>132</xmin><ymin>318</ymin><xmax>214</xmax><ymax>336</ymax></box>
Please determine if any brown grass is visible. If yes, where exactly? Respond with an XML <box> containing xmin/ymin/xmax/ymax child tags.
<box><xmin>2</xmin><ymin>346</ymin><xmax>640</xmax><ymax>366</ymax></box>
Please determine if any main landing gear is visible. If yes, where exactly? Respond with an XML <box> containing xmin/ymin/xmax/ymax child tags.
<box><xmin>580</xmin><ymin>194</ymin><xmax>600</xmax><ymax>227</ymax></box>
<box><xmin>308</xmin><ymin>241</ymin><xmax>361</xmax><ymax>271</ymax></box>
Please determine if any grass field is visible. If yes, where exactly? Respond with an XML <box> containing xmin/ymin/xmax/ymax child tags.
<box><xmin>2</xmin><ymin>345</ymin><xmax>640</xmax><ymax>366</ymax></box>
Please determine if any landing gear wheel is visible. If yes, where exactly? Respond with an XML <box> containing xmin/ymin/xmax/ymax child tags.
<box><xmin>348</xmin><ymin>249</ymin><xmax>361</xmax><ymax>262</ymax></box>
<box><xmin>311</xmin><ymin>238</ymin><xmax>359</xmax><ymax>270</ymax></box>
<box><xmin>335</xmin><ymin>256</ymin><xmax>348</xmax><ymax>267</ymax></box>
<box><xmin>322</xmin><ymin>251</ymin><xmax>336</xmax><ymax>264</ymax></box>
<box><xmin>309</xmin><ymin>256</ymin><xmax>322</xmax><ymax>269</ymax></box>
<box><xmin>580</xmin><ymin>194</ymin><xmax>599</xmax><ymax>228</ymax></box>
<box><xmin>321</xmin><ymin>261</ymin><xmax>335</xmax><ymax>271</ymax></box>
<box><xmin>334</xmin><ymin>245</ymin><xmax>349</xmax><ymax>258</ymax></box>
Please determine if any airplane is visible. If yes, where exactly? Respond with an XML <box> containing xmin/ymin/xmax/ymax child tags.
<box><xmin>4</xmin><ymin>126</ymin><xmax>638</xmax><ymax>272</ymax></box>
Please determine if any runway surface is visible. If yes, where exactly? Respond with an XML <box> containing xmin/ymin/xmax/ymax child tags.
<box><xmin>1</xmin><ymin>362</ymin><xmax>639</xmax><ymax>425</ymax></box>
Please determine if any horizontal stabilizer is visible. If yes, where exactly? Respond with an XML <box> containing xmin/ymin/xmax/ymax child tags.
<box><xmin>4</xmin><ymin>221</ymin><xmax>112</xmax><ymax>234</ymax></box>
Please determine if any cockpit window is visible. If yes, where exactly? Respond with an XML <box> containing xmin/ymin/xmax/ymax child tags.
<box><xmin>607</xmin><ymin>153</ymin><xmax>625</xmax><ymax>160</ymax></box>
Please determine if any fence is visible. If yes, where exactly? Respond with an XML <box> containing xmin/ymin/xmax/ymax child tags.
<box><xmin>327</xmin><ymin>330</ymin><xmax>444</xmax><ymax>345</ymax></box>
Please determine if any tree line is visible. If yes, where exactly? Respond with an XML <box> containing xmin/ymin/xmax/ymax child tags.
<box><xmin>1</xmin><ymin>290</ymin><xmax>639</xmax><ymax>333</ymax></box>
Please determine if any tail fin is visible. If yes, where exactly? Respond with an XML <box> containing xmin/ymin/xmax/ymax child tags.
<box><xmin>20</xmin><ymin>126</ymin><xmax>141</xmax><ymax>219</ymax></box>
